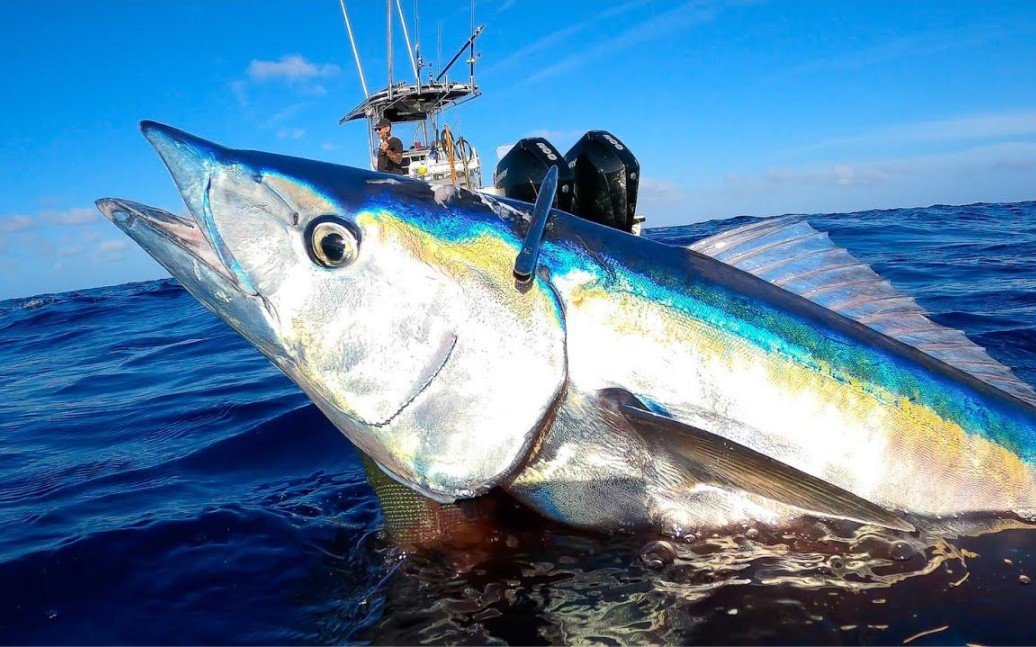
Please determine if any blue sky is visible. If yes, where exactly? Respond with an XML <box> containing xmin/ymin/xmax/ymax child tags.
<box><xmin>2</xmin><ymin>0</ymin><xmax>1035</xmax><ymax>300</ymax></box>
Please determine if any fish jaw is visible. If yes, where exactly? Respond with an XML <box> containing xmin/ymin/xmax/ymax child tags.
<box><xmin>107</xmin><ymin>122</ymin><xmax>568</xmax><ymax>501</ymax></box>
<box><xmin>95</xmin><ymin>198</ymin><xmax>281</xmax><ymax>358</ymax></box>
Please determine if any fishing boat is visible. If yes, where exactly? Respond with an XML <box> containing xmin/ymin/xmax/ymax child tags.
<box><xmin>335</xmin><ymin>0</ymin><xmax>646</xmax><ymax>234</ymax></box>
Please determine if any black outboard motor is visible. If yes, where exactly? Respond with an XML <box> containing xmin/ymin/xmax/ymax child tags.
<box><xmin>494</xmin><ymin>138</ymin><xmax>575</xmax><ymax>213</ymax></box>
<box><xmin>564</xmin><ymin>131</ymin><xmax>640</xmax><ymax>233</ymax></box>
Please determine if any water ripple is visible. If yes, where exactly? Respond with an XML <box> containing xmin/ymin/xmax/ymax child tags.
<box><xmin>1</xmin><ymin>201</ymin><xmax>1035</xmax><ymax>644</ymax></box>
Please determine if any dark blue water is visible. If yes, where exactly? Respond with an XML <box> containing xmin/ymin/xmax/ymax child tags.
<box><xmin>2</xmin><ymin>202</ymin><xmax>1035</xmax><ymax>645</ymax></box>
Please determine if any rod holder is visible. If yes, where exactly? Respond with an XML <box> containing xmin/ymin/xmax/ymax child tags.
<box><xmin>513</xmin><ymin>165</ymin><xmax>558</xmax><ymax>283</ymax></box>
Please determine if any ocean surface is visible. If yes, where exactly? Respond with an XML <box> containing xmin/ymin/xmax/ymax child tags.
<box><xmin>2</xmin><ymin>201</ymin><xmax>1036</xmax><ymax>645</ymax></box>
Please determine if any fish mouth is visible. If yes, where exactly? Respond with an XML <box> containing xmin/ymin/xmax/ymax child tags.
<box><xmin>95</xmin><ymin>197</ymin><xmax>280</xmax><ymax>359</ymax></box>
<box><xmin>95</xmin><ymin>198</ymin><xmax>249</xmax><ymax>296</ymax></box>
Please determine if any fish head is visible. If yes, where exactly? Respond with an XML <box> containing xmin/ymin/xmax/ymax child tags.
<box><xmin>99</xmin><ymin>121</ymin><xmax>568</xmax><ymax>501</ymax></box>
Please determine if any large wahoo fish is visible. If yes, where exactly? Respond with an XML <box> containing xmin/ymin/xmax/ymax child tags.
<box><xmin>97</xmin><ymin>122</ymin><xmax>1036</xmax><ymax>537</ymax></box>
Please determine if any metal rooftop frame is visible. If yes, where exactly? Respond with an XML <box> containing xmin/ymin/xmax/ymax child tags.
<box><xmin>338</xmin><ymin>80</ymin><xmax>480</xmax><ymax>125</ymax></box>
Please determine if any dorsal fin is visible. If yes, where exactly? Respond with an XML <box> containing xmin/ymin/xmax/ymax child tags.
<box><xmin>689</xmin><ymin>217</ymin><xmax>1036</xmax><ymax>407</ymax></box>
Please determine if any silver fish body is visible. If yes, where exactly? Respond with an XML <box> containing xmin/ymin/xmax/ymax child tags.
<box><xmin>97</xmin><ymin>122</ymin><xmax>1036</xmax><ymax>537</ymax></box>
<box><xmin>508</xmin><ymin>210</ymin><xmax>1036</xmax><ymax>532</ymax></box>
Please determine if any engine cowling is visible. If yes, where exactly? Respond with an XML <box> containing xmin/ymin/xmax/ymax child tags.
<box><xmin>564</xmin><ymin>130</ymin><xmax>640</xmax><ymax>233</ymax></box>
<box><xmin>494</xmin><ymin>132</ymin><xmax>641</xmax><ymax>233</ymax></box>
<box><xmin>493</xmin><ymin>137</ymin><xmax>575</xmax><ymax>213</ymax></box>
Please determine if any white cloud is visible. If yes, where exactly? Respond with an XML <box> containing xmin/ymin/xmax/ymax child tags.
<box><xmin>599</xmin><ymin>0</ymin><xmax>652</xmax><ymax>19</ymax></box>
<box><xmin>0</xmin><ymin>215</ymin><xmax>34</xmax><ymax>233</ymax></box>
<box><xmin>263</xmin><ymin>102</ymin><xmax>307</xmax><ymax>127</ymax></box>
<box><xmin>677</xmin><ymin>141</ymin><xmax>1036</xmax><ymax>224</ymax></box>
<box><xmin>90</xmin><ymin>238</ymin><xmax>129</xmax><ymax>264</ymax></box>
<box><xmin>785</xmin><ymin>26</ymin><xmax>998</xmax><ymax>79</ymax></box>
<box><xmin>634</xmin><ymin>178</ymin><xmax>693</xmax><ymax>225</ymax></box>
<box><xmin>321</xmin><ymin>142</ymin><xmax>337</xmax><ymax>151</ymax></box>
<box><xmin>39</xmin><ymin>229</ymin><xmax>113</xmax><ymax>262</ymax></box>
<box><xmin>247</xmin><ymin>55</ymin><xmax>340</xmax><ymax>82</ymax></box>
<box><xmin>490</xmin><ymin>23</ymin><xmax>588</xmax><ymax>73</ymax></box>
<box><xmin>97</xmin><ymin>239</ymin><xmax>129</xmax><ymax>253</ymax></box>
<box><xmin>56</xmin><ymin>245</ymin><xmax>85</xmax><ymax>258</ymax></box>
<box><xmin>230</xmin><ymin>80</ymin><xmax>250</xmax><ymax>110</ymax></box>
<box><xmin>522</xmin><ymin>129</ymin><xmax>585</xmax><ymax>149</ymax></box>
<box><xmin>233</xmin><ymin>56</ymin><xmax>339</xmax><ymax>132</ymax></box>
<box><xmin>795</xmin><ymin>110</ymin><xmax>1036</xmax><ymax>154</ymax></box>
<box><xmin>277</xmin><ymin>128</ymin><xmax>307</xmax><ymax>140</ymax></box>
<box><xmin>743</xmin><ymin>143</ymin><xmax>1036</xmax><ymax>191</ymax></box>
<box><xmin>1</xmin><ymin>206</ymin><xmax>110</xmax><ymax>239</ymax></box>
<box><xmin>639</xmin><ymin>177</ymin><xmax>686</xmax><ymax>203</ymax></box>
<box><xmin>41</xmin><ymin>207</ymin><xmax>99</xmax><ymax>226</ymax></box>
<box><xmin>484</xmin><ymin>0</ymin><xmax>648</xmax><ymax>77</ymax></box>
<box><xmin>525</xmin><ymin>0</ymin><xmax>723</xmax><ymax>85</ymax></box>
<box><xmin>736</xmin><ymin>164</ymin><xmax>893</xmax><ymax>189</ymax></box>
<box><xmin>18</xmin><ymin>233</ymin><xmax>53</xmax><ymax>256</ymax></box>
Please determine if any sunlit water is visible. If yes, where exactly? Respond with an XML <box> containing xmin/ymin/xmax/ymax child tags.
<box><xmin>2</xmin><ymin>202</ymin><xmax>1035</xmax><ymax>644</ymax></box>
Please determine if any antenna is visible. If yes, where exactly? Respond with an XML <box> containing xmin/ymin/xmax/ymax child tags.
<box><xmin>436</xmin><ymin>21</ymin><xmax>443</xmax><ymax>81</ymax></box>
<box><xmin>435</xmin><ymin>24</ymin><xmax>484</xmax><ymax>83</ymax></box>
<box><xmin>337</xmin><ymin>0</ymin><xmax>369</xmax><ymax>98</ymax></box>
<box><xmin>395</xmin><ymin>0</ymin><xmax>419</xmax><ymax>83</ymax></box>
<box><xmin>386</xmin><ymin>0</ymin><xmax>393</xmax><ymax>98</ymax></box>
<box><xmin>413</xmin><ymin>0</ymin><xmax>424</xmax><ymax>85</ymax></box>
<box><xmin>469</xmin><ymin>0</ymin><xmax>475</xmax><ymax>84</ymax></box>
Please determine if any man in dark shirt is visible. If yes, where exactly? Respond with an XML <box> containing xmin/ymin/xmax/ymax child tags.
<box><xmin>374</xmin><ymin>117</ymin><xmax>405</xmax><ymax>174</ymax></box>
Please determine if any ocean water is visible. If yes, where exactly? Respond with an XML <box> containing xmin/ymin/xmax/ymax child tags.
<box><xmin>2</xmin><ymin>201</ymin><xmax>1036</xmax><ymax>645</ymax></box>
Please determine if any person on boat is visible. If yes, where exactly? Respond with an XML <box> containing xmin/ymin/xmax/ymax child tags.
<box><xmin>374</xmin><ymin>117</ymin><xmax>405</xmax><ymax>175</ymax></box>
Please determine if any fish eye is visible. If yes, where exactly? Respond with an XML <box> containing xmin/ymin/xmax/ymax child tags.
<box><xmin>306</xmin><ymin>216</ymin><xmax>359</xmax><ymax>268</ymax></box>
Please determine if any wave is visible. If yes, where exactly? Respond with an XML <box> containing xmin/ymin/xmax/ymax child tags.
<box><xmin>2</xmin><ymin>201</ymin><xmax>1036</xmax><ymax>643</ymax></box>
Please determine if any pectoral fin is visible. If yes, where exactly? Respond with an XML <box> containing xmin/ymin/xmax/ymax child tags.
<box><xmin>598</xmin><ymin>389</ymin><xmax>915</xmax><ymax>532</ymax></box>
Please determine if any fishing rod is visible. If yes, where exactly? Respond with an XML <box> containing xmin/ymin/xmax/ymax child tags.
<box><xmin>435</xmin><ymin>24</ymin><xmax>484</xmax><ymax>83</ymax></box>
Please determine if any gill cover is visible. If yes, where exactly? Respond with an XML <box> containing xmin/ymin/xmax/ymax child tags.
<box><xmin>141</xmin><ymin>122</ymin><xmax>567</xmax><ymax>501</ymax></box>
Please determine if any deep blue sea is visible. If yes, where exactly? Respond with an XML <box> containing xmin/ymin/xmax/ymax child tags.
<box><xmin>2</xmin><ymin>201</ymin><xmax>1036</xmax><ymax>645</ymax></box>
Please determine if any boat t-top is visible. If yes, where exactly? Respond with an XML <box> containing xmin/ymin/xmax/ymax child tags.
<box><xmin>336</xmin><ymin>0</ymin><xmax>645</xmax><ymax>234</ymax></box>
